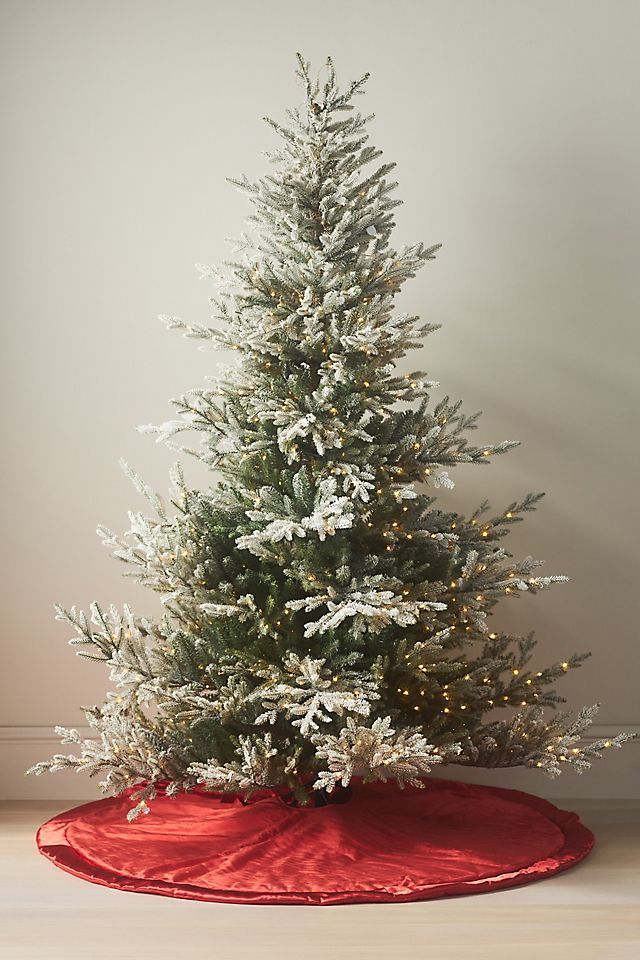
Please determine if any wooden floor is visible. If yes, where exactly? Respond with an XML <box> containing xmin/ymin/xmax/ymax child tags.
<box><xmin>1</xmin><ymin>801</ymin><xmax>638</xmax><ymax>960</ymax></box>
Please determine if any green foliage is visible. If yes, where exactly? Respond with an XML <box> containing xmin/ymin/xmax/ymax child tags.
<box><xmin>28</xmin><ymin>55</ymin><xmax>632</xmax><ymax>814</ymax></box>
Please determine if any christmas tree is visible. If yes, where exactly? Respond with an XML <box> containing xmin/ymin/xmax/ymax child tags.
<box><xmin>30</xmin><ymin>56</ymin><xmax>629</xmax><ymax>819</ymax></box>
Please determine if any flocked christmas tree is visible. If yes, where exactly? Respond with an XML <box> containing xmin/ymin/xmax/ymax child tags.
<box><xmin>29</xmin><ymin>56</ymin><xmax>630</xmax><ymax>818</ymax></box>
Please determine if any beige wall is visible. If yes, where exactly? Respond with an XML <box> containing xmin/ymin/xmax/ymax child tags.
<box><xmin>1</xmin><ymin>0</ymin><xmax>638</xmax><ymax>798</ymax></box>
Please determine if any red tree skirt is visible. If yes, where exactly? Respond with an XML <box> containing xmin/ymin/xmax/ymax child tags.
<box><xmin>36</xmin><ymin>778</ymin><xmax>594</xmax><ymax>905</ymax></box>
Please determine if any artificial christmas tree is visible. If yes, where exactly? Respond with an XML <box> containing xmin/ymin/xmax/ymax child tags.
<box><xmin>31</xmin><ymin>55</ymin><xmax>630</xmax><ymax>902</ymax></box>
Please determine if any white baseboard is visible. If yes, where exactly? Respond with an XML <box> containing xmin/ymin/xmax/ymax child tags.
<box><xmin>1</xmin><ymin>723</ymin><xmax>638</xmax><ymax>801</ymax></box>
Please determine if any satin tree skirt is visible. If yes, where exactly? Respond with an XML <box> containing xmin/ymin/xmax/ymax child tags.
<box><xmin>36</xmin><ymin>777</ymin><xmax>594</xmax><ymax>905</ymax></box>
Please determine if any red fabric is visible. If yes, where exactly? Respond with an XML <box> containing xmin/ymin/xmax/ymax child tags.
<box><xmin>36</xmin><ymin>777</ymin><xmax>594</xmax><ymax>905</ymax></box>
